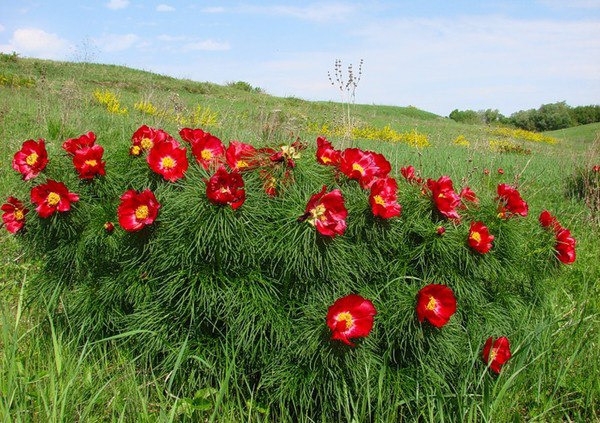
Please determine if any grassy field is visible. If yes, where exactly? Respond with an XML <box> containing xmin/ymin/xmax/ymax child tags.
<box><xmin>1</xmin><ymin>54</ymin><xmax>599</xmax><ymax>422</ymax></box>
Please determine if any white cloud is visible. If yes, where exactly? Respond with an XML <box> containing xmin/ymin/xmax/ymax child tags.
<box><xmin>183</xmin><ymin>39</ymin><xmax>230</xmax><ymax>51</ymax></box>
<box><xmin>157</xmin><ymin>34</ymin><xmax>186</xmax><ymax>42</ymax></box>
<box><xmin>237</xmin><ymin>3</ymin><xmax>357</xmax><ymax>23</ymax></box>
<box><xmin>106</xmin><ymin>0</ymin><xmax>129</xmax><ymax>10</ymax></box>
<box><xmin>0</xmin><ymin>28</ymin><xmax>72</xmax><ymax>59</ymax></box>
<box><xmin>93</xmin><ymin>33</ymin><xmax>139</xmax><ymax>53</ymax></box>
<box><xmin>0</xmin><ymin>24</ymin><xmax>5</xmax><ymax>32</ymax></box>
<box><xmin>156</xmin><ymin>4</ymin><xmax>175</xmax><ymax>12</ymax></box>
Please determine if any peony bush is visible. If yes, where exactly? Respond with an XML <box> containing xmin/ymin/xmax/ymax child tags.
<box><xmin>2</xmin><ymin>125</ymin><xmax>577</xmax><ymax>420</ymax></box>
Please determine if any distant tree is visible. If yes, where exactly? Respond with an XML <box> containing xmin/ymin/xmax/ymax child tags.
<box><xmin>479</xmin><ymin>109</ymin><xmax>504</xmax><ymax>125</ymax></box>
<box><xmin>570</xmin><ymin>105</ymin><xmax>600</xmax><ymax>125</ymax></box>
<box><xmin>449</xmin><ymin>109</ymin><xmax>480</xmax><ymax>124</ymax></box>
<box><xmin>533</xmin><ymin>101</ymin><xmax>574</xmax><ymax>131</ymax></box>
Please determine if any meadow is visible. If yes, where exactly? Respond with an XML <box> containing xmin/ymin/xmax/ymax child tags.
<box><xmin>0</xmin><ymin>54</ymin><xmax>599</xmax><ymax>422</ymax></box>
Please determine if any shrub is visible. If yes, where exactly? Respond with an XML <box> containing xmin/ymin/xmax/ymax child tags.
<box><xmin>3</xmin><ymin>128</ymin><xmax>576</xmax><ymax>421</ymax></box>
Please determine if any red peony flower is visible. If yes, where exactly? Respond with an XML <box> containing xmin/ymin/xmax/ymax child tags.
<box><xmin>226</xmin><ymin>141</ymin><xmax>257</xmax><ymax>171</ymax></box>
<box><xmin>436</xmin><ymin>226</ymin><xmax>446</xmax><ymax>236</ymax></box>
<box><xmin>326</xmin><ymin>294</ymin><xmax>376</xmax><ymax>346</ymax></box>
<box><xmin>72</xmin><ymin>145</ymin><xmax>106</xmax><ymax>180</ymax></box>
<box><xmin>30</xmin><ymin>180</ymin><xmax>79</xmax><ymax>218</ymax></box>
<box><xmin>339</xmin><ymin>148</ymin><xmax>391</xmax><ymax>189</ymax></box>
<box><xmin>482</xmin><ymin>336</ymin><xmax>511</xmax><ymax>374</ymax></box>
<box><xmin>147</xmin><ymin>139</ymin><xmax>189</xmax><ymax>182</ymax></box>
<box><xmin>130</xmin><ymin>125</ymin><xmax>171</xmax><ymax>156</ymax></box>
<box><xmin>1</xmin><ymin>197</ymin><xmax>29</xmax><ymax>234</ymax></box>
<box><xmin>205</xmin><ymin>166</ymin><xmax>246</xmax><ymax>210</ymax></box>
<box><xmin>468</xmin><ymin>221</ymin><xmax>494</xmax><ymax>254</ymax></box>
<box><xmin>180</xmin><ymin>128</ymin><xmax>226</xmax><ymax>170</ymax></box>
<box><xmin>299</xmin><ymin>185</ymin><xmax>348</xmax><ymax>237</ymax></box>
<box><xmin>539</xmin><ymin>210</ymin><xmax>561</xmax><ymax>232</ymax></box>
<box><xmin>459</xmin><ymin>186</ymin><xmax>479</xmax><ymax>206</ymax></box>
<box><xmin>497</xmin><ymin>184</ymin><xmax>528</xmax><ymax>218</ymax></box>
<box><xmin>416</xmin><ymin>284</ymin><xmax>457</xmax><ymax>328</ymax></box>
<box><xmin>12</xmin><ymin>139</ymin><xmax>49</xmax><ymax>181</ymax></box>
<box><xmin>62</xmin><ymin>131</ymin><xmax>96</xmax><ymax>156</ymax></box>
<box><xmin>400</xmin><ymin>165</ymin><xmax>416</xmax><ymax>182</ymax></box>
<box><xmin>426</xmin><ymin>176</ymin><xmax>462</xmax><ymax>220</ymax></box>
<box><xmin>316</xmin><ymin>136</ymin><xmax>341</xmax><ymax>166</ymax></box>
<box><xmin>555</xmin><ymin>227</ymin><xmax>576</xmax><ymax>264</ymax></box>
<box><xmin>369</xmin><ymin>177</ymin><xmax>402</xmax><ymax>219</ymax></box>
<box><xmin>117</xmin><ymin>189</ymin><xmax>161</xmax><ymax>232</ymax></box>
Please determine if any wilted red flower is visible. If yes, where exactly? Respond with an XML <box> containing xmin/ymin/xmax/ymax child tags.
<box><xmin>130</xmin><ymin>125</ymin><xmax>171</xmax><ymax>156</ymax></box>
<box><xmin>416</xmin><ymin>284</ymin><xmax>457</xmax><ymax>328</ymax></box>
<box><xmin>205</xmin><ymin>166</ymin><xmax>246</xmax><ymax>210</ymax></box>
<box><xmin>326</xmin><ymin>294</ymin><xmax>376</xmax><ymax>346</ymax></box>
<box><xmin>539</xmin><ymin>210</ymin><xmax>561</xmax><ymax>232</ymax></box>
<box><xmin>1</xmin><ymin>197</ymin><xmax>29</xmax><ymax>234</ymax></box>
<box><xmin>555</xmin><ymin>227</ymin><xmax>576</xmax><ymax>264</ymax></box>
<box><xmin>62</xmin><ymin>131</ymin><xmax>96</xmax><ymax>155</ymax></box>
<box><xmin>226</xmin><ymin>141</ymin><xmax>257</xmax><ymax>171</ymax></box>
<box><xmin>497</xmin><ymin>184</ymin><xmax>528</xmax><ymax>218</ymax></box>
<box><xmin>316</xmin><ymin>136</ymin><xmax>341</xmax><ymax>166</ymax></box>
<box><xmin>72</xmin><ymin>145</ymin><xmax>106</xmax><ymax>180</ymax></box>
<box><xmin>482</xmin><ymin>336</ymin><xmax>511</xmax><ymax>374</ymax></box>
<box><xmin>299</xmin><ymin>185</ymin><xmax>347</xmax><ymax>237</ymax></box>
<box><xmin>369</xmin><ymin>177</ymin><xmax>402</xmax><ymax>219</ymax></box>
<box><xmin>12</xmin><ymin>139</ymin><xmax>49</xmax><ymax>181</ymax></box>
<box><xmin>30</xmin><ymin>179</ymin><xmax>79</xmax><ymax>218</ymax></box>
<box><xmin>147</xmin><ymin>139</ymin><xmax>188</xmax><ymax>182</ymax></box>
<box><xmin>459</xmin><ymin>186</ymin><xmax>479</xmax><ymax>206</ymax></box>
<box><xmin>426</xmin><ymin>176</ymin><xmax>462</xmax><ymax>220</ymax></box>
<box><xmin>117</xmin><ymin>189</ymin><xmax>161</xmax><ymax>232</ymax></box>
<box><xmin>468</xmin><ymin>221</ymin><xmax>495</xmax><ymax>254</ymax></box>
<box><xmin>339</xmin><ymin>148</ymin><xmax>391</xmax><ymax>189</ymax></box>
<box><xmin>180</xmin><ymin>128</ymin><xmax>226</xmax><ymax>170</ymax></box>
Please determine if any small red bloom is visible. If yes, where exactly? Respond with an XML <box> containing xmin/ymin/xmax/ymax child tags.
<box><xmin>339</xmin><ymin>148</ymin><xmax>391</xmax><ymax>189</ymax></box>
<box><xmin>468</xmin><ymin>221</ymin><xmax>494</xmax><ymax>254</ymax></box>
<box><xmin>459</xmin><ymin>186</ymin><xmax>479</xmax><ymax>206</ymax></box>
<box><xmin>316</xmin><ymin>136</ymin><xmax>341</xmax><ymax>166</ymax></box>
<box><xmin>300</xmin><ymin>185</ymin><xmax>348</xmax><ymax>237</ymax></box>
<box><xmin>497</xmin><ymin>184</ymin><xmax>528</xmax><ymax>218</ymax></box>
<box><xmin>369</xmin><ymin>177</ymin><xmax>402</xmax><ymax>219</ymax></box>
<box><xmin>497</xmin><ymin>168</ymin><xmax>505</xmax><ymax>175</ymax></box>
<box><xmin>483</xmin><ymin>169</ymin><xmax>490</xmax><ymax>175</ymax></box>
<box><xmin>147</xmin><ymin>139</ymin><xmax>189</xmax><ymax>182</ymax></box>
<box><xmin>131</xmin><ymin>125</ymin><xmax>171</xmax><ymax>155</ymax></box>
<box><xmin>539</xmin><ymin>210</ymin><xmax>561</xmax><ymax>232</ymax></box>
<box><xmin>180</xmin><ymin>128</ymin><xmax>226</xmax><ymax>170</ymax></box>
<box><xmin>593</xmin><ymin>165</ymin><xmax>600</xmax><ymax>173</ymax></box>
<box><xmin>117</xmin><ymin>189</ymin><xmax>160</xmax><ymax>232</ymax></box>
<box><xmin>226</xmin><ymin>141</ymin><xmax>257</xmax><ymax>171</ymax></box>
<box><xmin>73</xmin><ymin>145</ymin><xmax>106</xmax><ymax>180</ymax></box>
<box><xmin>400</xmin><ymin>165</ymin><xmax>416</xmax><ymax>182</ymax></box>
<box><xmin>416</xmin><ymin>284</ymin><xmax>457</xmax><ymax>328</ymax></box>
<box><xmin>426</xmin><ymin>176</ymin><xmax>462</xmax><ymax>220</ymax></box>
<box><xmin>1</xmin><ymin>197</ymin><xmax>29</xmax><ymax>234</ymax></box>
<box><xmin>482</xmin><ymin>336</ymin><xmax>512</xmax><ymax>374</ymax></box>
<box><xmin>30</xmin><ymin>179</ymin><xmax>79</xmax><ymax>218</ymax></box>
<box><xmin>326</xmin><ymin>294</ymin><xmax>376</xmax><ymax>346</ymax></box>
<box><xmin>205</xmin><ymin>166</ymin><xmax>246</xmax><ymax>210</ymax></box>
<box><xmin>436</xmin><ymin>226</ymin><xmax>446</xmax><ymax>236</ymax></box>
<box><xmin>104</xmin><ymin>221</ymin><xmax>115</xmax><ymax>233</ymax></box>
<box><xmin>12</xmin><ymin>139</ymin><xmax>49</xmax><ymax>181</ymax></box>
<box><xmin>62</xmin><ymin>132</ymin><xmax>96</xmax><ymax>156</ymax></box>
<box><xmin>555</xmin><ymin>227</ymin><xmax>576</xmax><ymax>264</ymax></box>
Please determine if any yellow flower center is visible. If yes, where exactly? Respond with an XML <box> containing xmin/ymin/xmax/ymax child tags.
<box><xmin>336</xmin><ymin>312</ymin><xmax>354</xmax><ymax>330</ymax></box>
<box><xmin>130</xmin><ymin>145</ymin><xmax>142</xmax><ymax>156</ymax></box>
<box><xmin>47</xmin><ymin>192</ymin><xmax>60</xmax><ymax>206</ymax></box>
<box><xmin>14</xmin><ymin>210</ymin><xmax>24</xmax><ymax>220</ymax></box>
<box><xmin>373</xmin><ymin>195</ymin><xmax>385</xmax><ymax>206</ymax></box>
<box><xmin>135</xmin><ymin>205</ymin><xmax>149</xmax><ymax>219</ymax></box>
<box><xmin>201</xmin><ymin>149</ymin><xmax>212</xmax><ymax>160</ymax></box>
<box><xmin>320</xmin><ymin>156</ymin><xmax>331</xmax><ymax>164</ymax></box>
<box><xmin>85</xmin><ymin>159</ymin><xmax>98</xmax><ymax>167</ymax></box>
<box><xmin>26</xmin><ymin>152</ymin><xmax>39</xmax><ymax>166</ymax></box>
<box><xmin>308</xmin><ymin>204</ymin><xmax>326</xmax><ymax>225</ymax></box>
<box><xmin>237</xmin><ymin>160</ymin><xmax>248</xmax><ymax>169</ymax></box>
<box><xmin>426</xmin><ymin>295</ymin><xmax>437</xmax><ymax>311</ymax></box>
<box><xmin>352</xmin><ymin>163</ymin><xmax>364</xmax><ymax>174</ymax></box>
<box><xmin>489</xmin><ymin>348</ymin><xmax>498</xmax><ymax>363</ymax></box>
<box><xmin>140</xmin><ymin>138</ymin><xmax>153</xmax><ymax>150</ymax></box>
<box><xmin>161</xmin><ymin>156</ymin><xmax>175</xmax><ymax>169</ymax></box>
<box><xmin>470</xmin><ymin>231</ymin><xmax>482</xmax><ymax>243</ymax></box>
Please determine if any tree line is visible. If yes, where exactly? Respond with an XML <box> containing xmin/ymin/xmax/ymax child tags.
<box><xmin>449</xmin><ymin>102</ymin><xmax>600</xmax><ymax>132</ymax></box>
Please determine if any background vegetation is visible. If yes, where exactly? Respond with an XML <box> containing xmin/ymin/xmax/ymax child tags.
<box><xmin>1</xmin><ymin>54</ymin><xmax>599</xmax><ymax>422</ymax></box>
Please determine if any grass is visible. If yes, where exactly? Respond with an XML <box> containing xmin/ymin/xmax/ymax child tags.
<box><xmin>1</xmin><ymin>54</ymin><xmax>599</xmax><ymax>421</ymax></box>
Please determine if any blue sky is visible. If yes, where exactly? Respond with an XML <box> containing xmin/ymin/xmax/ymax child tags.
<box><xmin>1</xmin><ymin>1</ymin><xmax>599</xmax><ymax>116</ymax></box>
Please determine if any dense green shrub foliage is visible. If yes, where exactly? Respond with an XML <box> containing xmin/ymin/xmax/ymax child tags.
<box><xmin>4</xmin><ymin>125</ymin><xmax>576</xmax><ymax>421</ymax></box>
